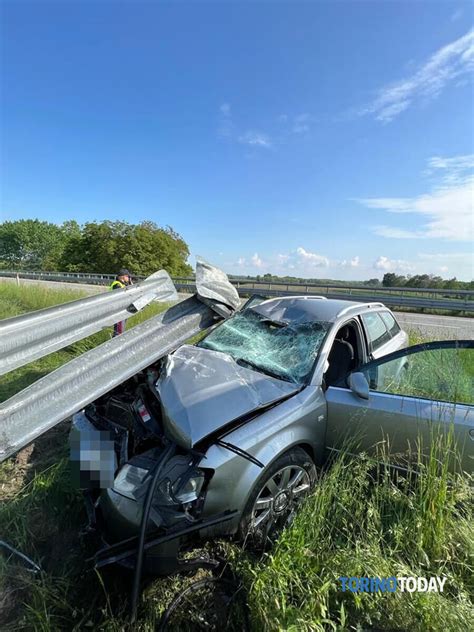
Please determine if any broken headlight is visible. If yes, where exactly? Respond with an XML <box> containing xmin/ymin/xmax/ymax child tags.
<box><xmin>158</xmin><ymin>471</ymin><xmax>205</xmax><ymax>505</ymax></box>
<box><xmin>113</xmin><ymin>461</ymin><xmax>205</xmax><ymax>506</ymax></box>
<box><xmin>113</xmin><ymin>464</ymin><xmax>148</xmax><ymax>499</ymax></box>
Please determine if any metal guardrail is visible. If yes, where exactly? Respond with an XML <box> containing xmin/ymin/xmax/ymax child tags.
<box><xmin>0</xmin><ymin>260</ymin><xmax>241</xmax><ymax>462</ymax></box>
<box><xmin>0</xmin><ymin>297</ymin><xmax>217</xmax><ymax>462</ymax></box>
<box><xmin>0</xmin><ymin>271</ymin><xmax>178</xmax><ymax>376</ymax></box>
<box><xmin>0</xmin><ymin>269</ymin><xmax>473</xmax><ymax>312</ymax></box>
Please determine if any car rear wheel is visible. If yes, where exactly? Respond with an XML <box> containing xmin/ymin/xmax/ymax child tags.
<box><xmin>238</xmin><ymin>447</ymin><xmax>317</xmax><ymax>550</ymax></box>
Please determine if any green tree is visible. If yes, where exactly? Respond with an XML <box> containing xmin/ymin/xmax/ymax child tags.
<box><xmin>365</xmin><ymin>278</ymin><xmax>381</xmax><ymax>286</ymax></box>
<box><xmin>60</xmin><ymin>220</ymin><xmax>192</xmax><ymax>276</ymax></box>
<box><xmin>382</xmin><ymin>273</ymin><xmax>406</xmax><ymax>287</ymax></box>
<box><xmin>443</xmin><ymin>277</ymin><xmax>459</xmax><ymax>290</ymax></box>
<box><xmin>0</xmin><ymin>219</ymin><xmax>68</xmax><ymax>269</ymax></box>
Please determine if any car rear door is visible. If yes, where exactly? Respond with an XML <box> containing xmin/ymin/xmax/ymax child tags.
<box><xmin>360</xmin><ymin>311</ymin><xmax>404</xmax><ymax>361</ymax></box>
<box><xmin>324</xmin><ymin>341</ymin><xmax>474</xmax><ymax>473</ymax></box>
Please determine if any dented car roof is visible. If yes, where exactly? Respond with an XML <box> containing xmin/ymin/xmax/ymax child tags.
<box><xmin>250</xmin><ymin>296</ymin><xmax>367</xmax><ymax>323</ymax></box>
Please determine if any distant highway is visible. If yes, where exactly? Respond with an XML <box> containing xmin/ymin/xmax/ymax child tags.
<box><xmin>1</xmin><ymin>276</ymin><xmax>472</xmax><ymax>340</ymax></box>
<box><xmin>394</xmin><ymin>311</ymin><xmax>474</xmax><ymax>340</ymax></box>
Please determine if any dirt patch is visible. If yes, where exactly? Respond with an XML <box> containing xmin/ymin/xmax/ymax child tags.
<box><xmin>0</xmin><ymin>445</ymin><xmax>34</xmax><ymax>500</ymax></box>
<box><xmin>0</xmin><ymin>421</ymin><xmax>72</xmax><ymax>502</ymax></box>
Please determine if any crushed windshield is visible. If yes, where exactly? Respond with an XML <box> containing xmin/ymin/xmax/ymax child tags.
<box><xmin>199</xmin><ymin>308</ymin><xmax>330</xmax><ymax>383</ymax></box>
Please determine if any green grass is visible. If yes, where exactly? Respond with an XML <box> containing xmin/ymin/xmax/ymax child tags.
<box><xmin>1</xmin><ymin>284</ymin><xmax>473</xmax><ymax>630</ymax></box>
<box><xmin>239</xmin><ymin>441</ymin><xmax>473</xmax><ymax>631</ymax></box>
<box><xmin>0</xmin><ymin>283</ymin><xmax>171</xmax><ymax>403</ymax></box>
<box><xmin>0</xmin><ymin>284</ymin><xmax>177</xmax><ymax>629</ymax></box>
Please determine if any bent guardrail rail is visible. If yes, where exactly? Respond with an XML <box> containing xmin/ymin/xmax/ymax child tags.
<box><xmin>0</xmin><ymin>259</ymin><xmax>240</xmax><ymax>462</ymax></box>
<box><xmin>0</xmin><ymin>270</ymin><xmax>178</xmax><ymax>376</ymax></box>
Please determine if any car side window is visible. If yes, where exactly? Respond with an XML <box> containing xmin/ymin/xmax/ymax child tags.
<box><xmin>361</xmin><ymin>312</ymin><xmax>391</xmax><ymax>351</ymax></box>
<box><xmin>361</xmin><ymin>346</ymin><xmax>473</xmax><ymax>405</ymax></box>
<box><xmin>380</xmin><ymin>311</ymin><xmax>401</xmax><ymax>337</ymax></box>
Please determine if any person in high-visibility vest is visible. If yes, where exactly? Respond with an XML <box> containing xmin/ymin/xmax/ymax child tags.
<box><xmin>110</xmin><ymin>268</ymin><xmax>133</xmax><ymax>336</ymax></box>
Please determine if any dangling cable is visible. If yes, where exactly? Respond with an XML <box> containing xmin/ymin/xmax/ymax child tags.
<box><xmin>130</xmin><ymin>442</ymin><xmax>175</xmax><ymax>623</ymax></box>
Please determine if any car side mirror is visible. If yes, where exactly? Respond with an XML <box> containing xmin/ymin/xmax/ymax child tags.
<box><xmin>349</xmin><ymin>372</ymin><xmax>369</xmax><ymax>400</ymax></box>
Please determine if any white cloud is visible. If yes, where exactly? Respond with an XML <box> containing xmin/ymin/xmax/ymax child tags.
<box><xmin>372</xmin><ymin>253</ymin><xmax>473</xmax><ymax>279</ymax></box>
<box><xmin>360</xmin><ymin>154</ymin><xmax>474</xmax><ymax>241</ymax></box>
<box><xmin>295</xmin><ymin>247</ymin><xmax>330</xmax><ymax>267</ymax></box>
<box><xmin>418</xmin><ymin>252</ymin><xmax>474</xmax><ymax>277</ymax></box>
<box><xmin>426</xmin><ymin>154</ymin><xmax>474</xmax><ymax>184</ymax></box>
<box><xmin>242</xmin><ymin>247</ymin><xmax>330</xmax><ymax>276</ymax></box>
<box><xmin>374</xmin><ymin>256</ymin><xmax>392</xmax><ymax>271</ymax></box>
<box><xmin>361</xmin><ymin>29</ymin><xmax>474</xmax><ymax>122</ymax></box>
<box><xmin>373</xmin><ymin>256</ymin><xmax>415</xmax><ymax>273</ymax></box>
<box><xmin>218</xmin><ymin>105</ymin><xmax>272</xmax><ymax>149</ymax></box>
<box><xmin>230</xmin><ymin>250</ymin><xmax>472</xmax><ymax>280</ymax></box>
<box><xmin>451</xmin><ymin>8</ymin><xmax>463</xmax><ymax>22</ymax></box>
<box><xmin>238</xmin><ymin>131</ymin><xmax>272</xmax><ymax>148</ymax></box>
<box><xmin>341</xmin><ymin>256</ymin><xmax>360</xmax><ymax>268</ymax></box>
<box><xmin>293</xmin><ymin>123</ymin><xmax>310</xmax><ymax>134</ymax></box>
<box><xmin>292</xmin><ymin>113</ymin><xmax>311</xmax><ymax>134</ymax></box>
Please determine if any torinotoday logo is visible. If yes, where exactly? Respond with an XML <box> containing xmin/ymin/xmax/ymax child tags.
<box><xmin>339</xmin><ymin>576</ymin><xmax>447</xmax><ymax>593</ymax></box>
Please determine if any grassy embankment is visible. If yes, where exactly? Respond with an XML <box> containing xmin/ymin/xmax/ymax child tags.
<box><xmin>0</xmin><ymin>283</ymin><xmax>472</xmax><ymax>631</ymax></box>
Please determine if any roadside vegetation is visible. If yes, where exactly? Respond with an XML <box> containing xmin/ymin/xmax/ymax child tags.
<box><xmin>0</xmin><ymin>219</ymin><xmax>192</xmax><ymax>276</ymax></box>
<box><xmin>240</xmin><ymin>443</ymin><xmax>473</xmax><ymax>631</ymax></box>
<box><xmin>239</xmin><ymin>271</ymin><xmax>474</xmax><ymax>292</ymax></box>
<box><xmin>1</xmin><ymin>218</ymin><xmax>473</xmax><ymax>293</ymax></box>
<box><xmin>0</xmin><ymin>283</ymin><xmax>472</xmax><ymax>631</ymax></box>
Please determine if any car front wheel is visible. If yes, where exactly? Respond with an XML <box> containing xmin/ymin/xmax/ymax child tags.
<box><xmin>238</xmin><ymin>447</ymin><xmax>317</xmax><ymax>550</ymax></box>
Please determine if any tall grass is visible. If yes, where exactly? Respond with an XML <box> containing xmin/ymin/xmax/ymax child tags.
<box><xmin>0</xmin><ymin>282</ymin><xmax>90</xmax><ymax>318</ymax></box>
<box><xmin>239</xmin><ymin>439</ymin><xmax>473</xmax><ymax>631</ymax></box>
<box><xmin>1</xmin><ymin>284</ymin><xmax>472</xmax><ymax>630</ymax></box>
<box><xmin>0</xmin><ymin>283</ymin><xmax>174</xmax><ymax>629</ymax></box>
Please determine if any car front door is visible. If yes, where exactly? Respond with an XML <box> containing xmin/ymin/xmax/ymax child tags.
<box><xmin>324</xmin><ymin>341</ymin><xmax>474</xmax><ymax>473</ymax></box>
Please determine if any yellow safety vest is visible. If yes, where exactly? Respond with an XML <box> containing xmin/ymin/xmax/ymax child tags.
<box><xmin>110</xmin><ymin>280</ymin><xmax>126</xmax><ymax>290</ymax></box>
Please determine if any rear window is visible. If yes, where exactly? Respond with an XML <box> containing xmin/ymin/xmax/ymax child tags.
<box><xmin>361</xmin><ymin>312</ymin><xmax>391</xmax><ymax>351</ymax></box>
<box><xmin>380</xmin><ymin>311</ymin><xmax>401</xmax><ymax>337</ymax></box>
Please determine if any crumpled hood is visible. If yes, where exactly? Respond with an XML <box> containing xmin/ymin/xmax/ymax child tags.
<box><xmin>155</xmin><ymin>345</ymin><xmax>299</xmax><ymax>448</ymax></box>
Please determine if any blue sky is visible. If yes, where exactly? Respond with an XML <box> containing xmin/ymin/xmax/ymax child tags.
<box><xmin>1</xmin><ymin>1</ymin><xmax>473</xmax><ymax>280</ymax></box>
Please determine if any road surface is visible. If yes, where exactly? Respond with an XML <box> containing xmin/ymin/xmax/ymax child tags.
<box><xmin>1</xmin><ymin>276</ymin><xmax>472</xmax><ymax>339</ymax></box>
<box><xmin>394</xmin><ymin>311</ymin><xmax>473</xmax><ymax>340</ymax></box>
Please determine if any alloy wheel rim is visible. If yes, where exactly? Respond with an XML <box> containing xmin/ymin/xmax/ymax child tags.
<box><xmin>249</xmin><ymin>464</ymin><xmax>311</xmax><ymax>544</ymax></box>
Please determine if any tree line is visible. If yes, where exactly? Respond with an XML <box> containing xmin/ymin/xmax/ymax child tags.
<box><xmin>0</xmin><ymin>219</ymin><xmax>193</xmax><ymax>277</ymax></box>
<box><xmin>238</xmin><ymin>272</ymin><xmax>473</xmax><ymax>291</ymax></box>
<box><xmin>0</xmin><ymin>219</ymin><xmax>471</xmax><ymax>290</ymax></box>
<box><xmin>380</xmin><ymin>272</ymin><xmax>473</xmax><ymax>291</ymax></box>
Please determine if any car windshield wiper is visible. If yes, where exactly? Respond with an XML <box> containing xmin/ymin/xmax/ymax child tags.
<box><xmin>236</xmin><ymin>358</ymin><xmax>294</xmax><ymax>383</ymax></box>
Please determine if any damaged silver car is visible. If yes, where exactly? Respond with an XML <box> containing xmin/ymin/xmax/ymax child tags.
<box><xmin>3</xmin><ymin>261</ymin><xmax>471</xmax><ymax>580</ymax></box>
<box><xmin>70</xmin><ymin>293</ymin><xmax>437</xmax><ymax>573</ymax></box>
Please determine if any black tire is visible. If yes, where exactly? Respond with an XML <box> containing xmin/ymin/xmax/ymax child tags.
<box><xmin>237</xmin><ymin>447</ymin><xmax>317</xmax><ymax>550</ymax></box>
